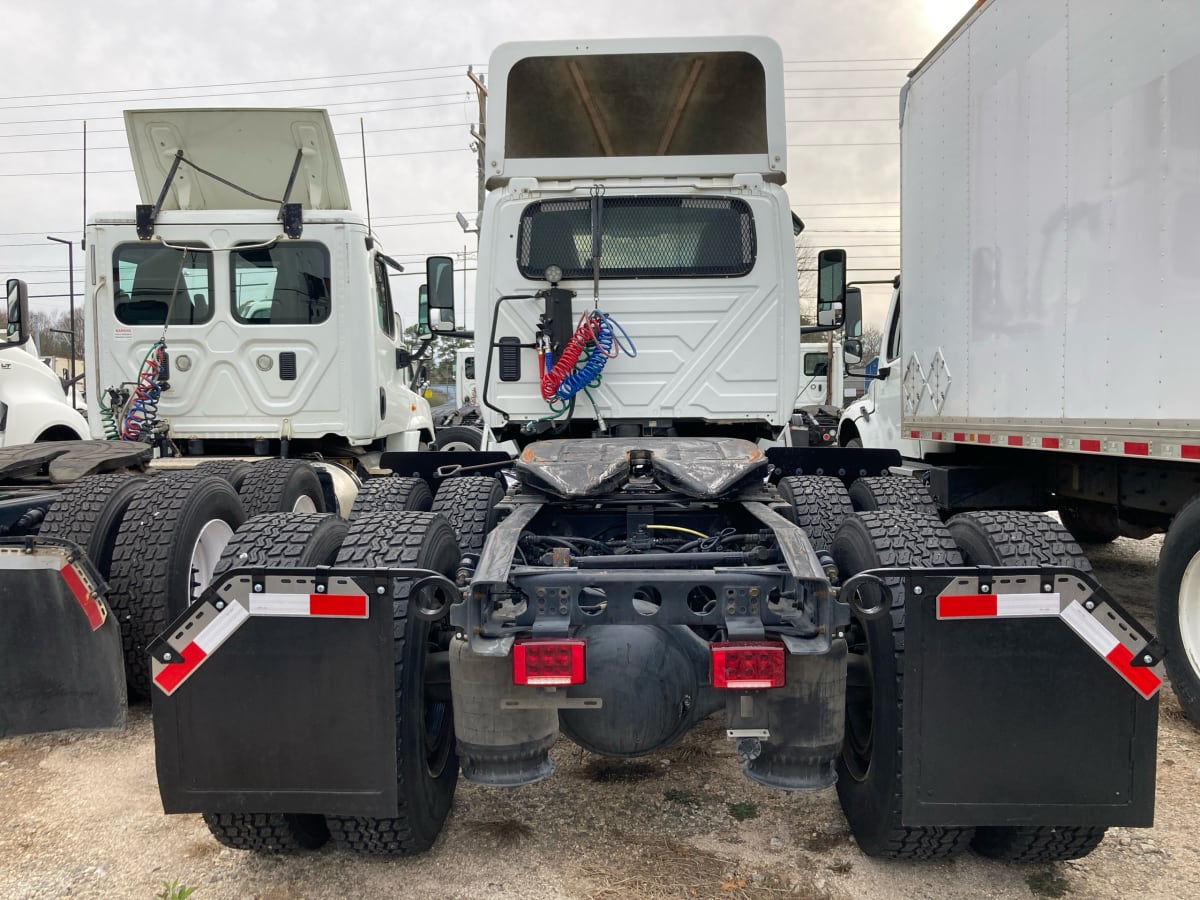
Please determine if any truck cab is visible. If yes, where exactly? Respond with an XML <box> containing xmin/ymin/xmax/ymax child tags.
<box><xmin>0</xmin><ymin>279</ymin><xmax>89</xmax><ymax>446</ymax></box>
<box><xmin>84</xmin><ymin>109</ymin><xmax>433</xmax><ymax>458</ymax></box>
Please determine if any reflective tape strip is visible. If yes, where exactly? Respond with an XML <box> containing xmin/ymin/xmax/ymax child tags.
<box><xmin>1059</xmin><ymin>600</ymin><xmax>1120</xmax><ymax>657</ymax></box>
<box><xmin>937</xmin><ymin>592</ymin><xmax>1060</xmax><ymax>619</ymax></box>
<box><xmin>59</xmin><ymin>563</ymin><xmax>104</xmax><ymax>630</ymax></box>
<box><xmin>250</xmin><ymin>592</ymin><xmax>368</xmax><ymax>618</ymax></box>
<box><xmin>192</xmin><ymin>601</ymin><xmax>250</xmax><ymax>655</ymax></box>
<box><xmin>310</xmin><ymin>593</ymin><xmax>368</xmax><ymax>617</ymax></box>
<box><xmin>250</xmin><ymin>593</ymin><xmax>310</xmax><ymax>616</ymax></box>
<box><xmin>1060</xmin><ymin>601</ymin><xmax>1162</xmax><ymax>699</ymax></box>
<box><xmin>153</xmin><ymin>641</ymin><xmax>208</xmax><ymax>695</ymax></box>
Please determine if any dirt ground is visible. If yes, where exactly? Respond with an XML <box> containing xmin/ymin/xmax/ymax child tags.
<box><xmin>2</xmin><ymin>533</ymin><xmax>1195</xmax><ymax>900</ymax></box>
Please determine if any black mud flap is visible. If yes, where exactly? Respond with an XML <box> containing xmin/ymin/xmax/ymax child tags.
<box><xmin>881</xmin><ymin>566</ymin><xmax>1160</xmax><ymax>827</ymax></box>
<box><xmin>149</xmin><ymin>565</ymin><xmax>450</xmax><ymax>818</ymax></box>
<box><xmin>0</xmin><ymin>538</ymin><xmax>125</xmax><ymax>737</ymax></box>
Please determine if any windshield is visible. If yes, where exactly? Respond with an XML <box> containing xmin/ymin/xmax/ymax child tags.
<box><xmin>517</xmin><ymin>196</ymin><xmax>756</xmax><ymax>280</ymax></box>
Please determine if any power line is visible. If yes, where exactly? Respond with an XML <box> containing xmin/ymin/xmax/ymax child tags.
<box><xmin>0</xmin><ymin>144</ymin><xmax>472</xmax><ymax>177</ymax></box>
<box><xmin>0</xmin><ymin>63</ymin><xmax>476</xmax><ymax>104</ymax></box>
<box><xmin>0</xmin><ymin>96</ymin><xmax>473</xmax><ymax>130</ymax></box>
<box><xmin>0</xmin><ymin>72</ymin><xmax>471</xmax><ymax>113</ymax></box>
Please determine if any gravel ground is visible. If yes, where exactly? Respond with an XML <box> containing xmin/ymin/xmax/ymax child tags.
<box><xmin>2</xmin><ymin>533</ymin><xmax>1195</xmax><ymax>900</ymax></box>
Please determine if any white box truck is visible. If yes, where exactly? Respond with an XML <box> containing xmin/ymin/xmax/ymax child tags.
<box><xmin>838</xmin><ymin>0</ymin><xmax>1200</xmax><ymax>722</ymax></box>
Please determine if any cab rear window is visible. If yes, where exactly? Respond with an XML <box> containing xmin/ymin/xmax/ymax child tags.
<box><xmin>517</xmin><ymin>196</ymin><xmax>756</xmax><ymax>280</ymax></box>
<box><xmin>112</xmin><ymin>244</ymin><xmax>212</xmax><ymax>326</ymax></box>
<box><xmin>232</xmin><ymin>242</ymin><xmax>331</xmax><ymax>324</ymax></box>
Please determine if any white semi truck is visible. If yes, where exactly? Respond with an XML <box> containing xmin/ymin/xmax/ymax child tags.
<box><xmin>120</xmin><ymin>37</ymin><xmax>1161</xmax><ymax>865</ymax></box>
<box><xmin>87</xmin><ymin>108</ymin><xmax>435</xmax><ymax>462</ymax></box>
<box><xmin>1</xmin><ymin>279</ymin><xmax>89</xmax><ymax>446</ymax></box>
<box><xmin>0</xmin><ymin>109</ymin><xmax>464</xmax><ymax>714</ymax></box>
<box><xmin>838</xmin><ymin>0</ymin><xmax>1200</xmax><ymax>723</ymax></box>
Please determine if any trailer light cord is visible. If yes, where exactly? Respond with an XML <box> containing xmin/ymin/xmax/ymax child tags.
<box><xmin>540</xmin><ymin>310</ymin><xmax>637</xmax><ymax>404</ymax></box>
<box><xmin>119</xmin><ymin>339</ymin><xmax>167</xmax><ymax>442</ymax></box>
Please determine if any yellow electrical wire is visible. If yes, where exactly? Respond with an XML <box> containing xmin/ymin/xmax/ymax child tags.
<box><xmin>644</xmin><ymin>524</ymin><xmax>709</xmax><ymax>539</ymax></box>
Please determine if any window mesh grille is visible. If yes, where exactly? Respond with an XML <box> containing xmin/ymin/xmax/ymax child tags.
<box><xmin>517</xmin><ymin>196</ymin><xmax>755</xmax><ymax>280</ymax></box>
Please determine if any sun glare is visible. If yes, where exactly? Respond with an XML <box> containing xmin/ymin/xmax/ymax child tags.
<box><xmin>924</xmin><ymin>0</ymin><xmax>977</xmax><ymax>37</ymax></box>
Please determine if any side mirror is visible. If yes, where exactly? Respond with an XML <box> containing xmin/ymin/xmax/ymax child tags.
<box><xmin>816</xmin><ymin>249</ymin><xmax>846</xmax><ymax>327</ymax></box>
<box><xmin>843</xmin><ymin>338</ymin><xmax>863</xmax><ymax>366</ymax></box>
<box><xmin>6</xmin><ymin>278</ymin><xmax>29</xmax><ymax>344</ymax></box>
<box><xmin>395</xmin><ymin>347</ymin><xmax>412</xmax><ymax>370</ymax></box>
<box><xmin>425</xmin><ymin>255</ymin><xmax>456</xmax><ymax>333</ymax></box>
<box><xmin>417</xmin><ymin>284</ymin><xmax>431</xmax><ymax>337</ymax></box>
<box><xmin>843</xmin><ymin>286</ymin><xmax>863</xmax><ymax>340</ymax></box>
<box><xmin>464</xmin><ymin>355</ymin><xmax>475</xmax><ymax>380</ymax></box>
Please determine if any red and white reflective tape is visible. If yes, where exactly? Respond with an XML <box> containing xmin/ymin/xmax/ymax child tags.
<box><xmin>0</xmin><ymin>545</ymin><xmax>108</xmax><ymax>631</ymax></box>
<box><xmin>1060</xmin><ymin>601</ymin><xmax>1162</xmax><ymax>700</ymax></box>
<box><xmin>153</xmin><ymin>601</ymin><xmax>249</xmax><ymax>695</ymax></box>
<box><xmin>59</xmin><ymin>562</ymin><xmax>105</xmax><ymax>631</ymax></box>
<box><xmin>936</xmin><ymin>592</ymin><xmax>1060</xmax><ymax>619</ymax></box>
<box><xmin>152</xmin><ymin>588</ymin><xmax>369</xmax><ymax>696</ymax></box>
<box><xmin>905</xmin><ymin>428</ymin><xmax>1200</xmax><ymax>463</ymax></box>
<box><xmin>936</xmin><ymin>586</ymin><xmax>1162</xmax><ymax>699</ymax></box>
<box><xmin>249</xmin><ymin>592</ymin><xmax>368</xmax><ymax>618</ymax></box>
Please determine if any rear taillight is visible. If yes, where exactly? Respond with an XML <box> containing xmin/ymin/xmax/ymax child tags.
<box><xmin>512</xmin><ymin>638</ymin><xmax>586</xmax><ymax>686</ymax></box>
<box><xmin>711</xmin><ymin>641</ymin><xmax>786</xmax><ymax>689</ymax></box>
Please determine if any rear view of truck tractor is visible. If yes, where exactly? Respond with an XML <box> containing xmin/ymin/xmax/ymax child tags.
<box><xmin>136</xmin><ymin>37</ymin><xmax>1162</xmax><ymax>863</ymax></box>
<box><xmin>0</xmin><ymin>109</ymin><xmax>458</xmax><ymax>733</ymax></box>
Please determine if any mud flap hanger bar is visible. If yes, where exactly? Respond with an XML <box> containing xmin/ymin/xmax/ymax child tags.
<box><xmin>841</xmin><ymin>564</ymin><xmax>1165</xmax><ymax>698</ymax></box>
<box><xmin>147</xmin><ymin>565</ymin><xmax>461</xmax><ymax>697</ymax></box>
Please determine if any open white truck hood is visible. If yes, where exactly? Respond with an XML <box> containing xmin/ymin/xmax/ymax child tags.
<box><xmin>124</xmin><ymin>108</ymin><xmax>351</xmax><ymax>211</ymax></box>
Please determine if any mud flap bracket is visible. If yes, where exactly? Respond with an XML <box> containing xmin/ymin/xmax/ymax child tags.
<box><xmin>151</xmin><ymin>566</ymin><xmax>442</xmax><ymax>818</ymax></box>
<box><xmin>894</xmin><ymin>566</ymin><xmax>1158</xmax><ymax>827</ymax></box>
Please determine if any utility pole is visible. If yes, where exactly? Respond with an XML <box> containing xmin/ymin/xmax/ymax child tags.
<box><xmin>46</xmin><ymin>236</ymin><xmax>77</xmax><ymax>408</ymax></box>
<box><xmin>467</xmin><ymin>66</ymin><xmax>488</xmax><ymax>217</ymax></box>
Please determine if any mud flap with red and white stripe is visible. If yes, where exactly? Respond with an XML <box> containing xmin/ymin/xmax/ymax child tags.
<box><xmin>149</xmin><ymin>565</ymin><xmax>444</xmax><ymax>818</ymax></box>
<box><xmin>0</xmin><ymin>538</ymin><xmax>126</xmax><ymax>737</ymax></box>
<box><xmin>891</xmin><ymin>565</ymin><xmax>1159</xmax><ymax>828</ymax></box>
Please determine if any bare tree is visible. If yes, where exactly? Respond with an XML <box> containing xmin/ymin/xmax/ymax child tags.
<box><xmin>795</xmin><ymin>237</ymin><xmax>817</xmax><ymax>325</ymax></box>
<box><xmin>860</xmin><ymin>325</ymin><xmax>883</xmax><ymax>364</ymax></box>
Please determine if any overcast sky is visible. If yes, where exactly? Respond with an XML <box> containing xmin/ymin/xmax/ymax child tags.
<box><xmin>0</xmin><ymin>0</ymin><xmax>974</xmax><ymax>334</ymax></box>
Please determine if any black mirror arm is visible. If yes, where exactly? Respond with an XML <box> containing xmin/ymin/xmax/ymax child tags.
<box><xmin>800</xmin><ymin>323</ymin><xmax>843</xmax><ymax>336</ymax></box>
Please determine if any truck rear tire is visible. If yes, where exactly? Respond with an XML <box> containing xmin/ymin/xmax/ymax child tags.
<box><xmin>38</xmin><ymin>472</ymin><xmax>147</xmax><ymax>576</ymax></box>
<box><xmin>847</xmin><ymin>475</ymin><xmax>939</xmax><ymax>517</ymax></box>
<box><xmin>1158</xmin><ymin>494</ymin><xmax>1200</xmax><ymax>726</ymax></box>
<box><xmin>195</xmin><ymin>459</ymin><xmax>256</xmax><ymax>492</ymax></box>
<box><xmin>831</xmin><ymin>510</ymin><xmax>975</xmax><ymax>860</ymax></box>
<box><xmin>325</xmin><ymin>512</ymin><xmax>460</xmax><ymax>855</ymax></box>
<box><xmin>946</xmin><ymin>510</ymin><xmax>1106</xmax><ymax>860</ymax></box>
<box><xmin>200</xmin><ymin>512</ymin><xmax>348</xmax><ymax>853</ymax></box>
<box><xmin>202</xmin><ymin>811</ymin><xmax>329</xmax><ymax>854</ymax></box>
<box><xmin>238</xmin><ymin>459</ymin><xmax>326</xmax><ymax>516</ymax></box>
<box><xmin>431</xmin><ymin>475</ymin><xmax>505</xmax><ymax>556</ymax></box>
<box><xmin>435</xmin><ymin>425</ymin><xmax>483</xmax><ymax>452</ymax></box>
<box><xmin>351</xmin><ymin>477</ymin><xmax>433</xmax><ymax>517</ymax></box>
<box><xmin>777</xmin><ymin>475</ymin><xmax>853</xmax><ymax>553</ymax></box>
<box><xmin>108</xmin><ymin>473</ymin><xmax>246</xmax><ymax>698</ymax></box>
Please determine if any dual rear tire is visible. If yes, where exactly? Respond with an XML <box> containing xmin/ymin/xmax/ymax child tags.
<box><xmin>200</xmin><ymin>509</ymin><xmax>461</xmax><ymax>855</ymax></box>
<box><xmin>832</xmin><ymin>507</ymin><xmax>1107</xmax><ymax>862</ymax></box>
